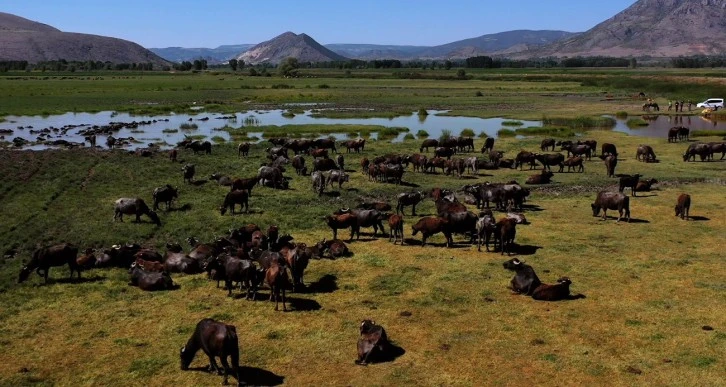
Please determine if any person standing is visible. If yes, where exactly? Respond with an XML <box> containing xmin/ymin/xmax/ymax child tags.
<box><xmin>675</xmin><ymin>101</ymin><xmax>680</xmax><ymax>112</ymax></box>
<box><xmin>668</xmin><ymin>100</ymin><xmax>672</xmax><ymax>111</ymax></box>
<box><xmin>680</xmin><ymin>101</ymin><xmax>685</xmax><ymax>112</ymax></box>
<box><xmin>687</xmin><ymin>100</ymin><xmax>692</xmax><ymax>111</ymax></box>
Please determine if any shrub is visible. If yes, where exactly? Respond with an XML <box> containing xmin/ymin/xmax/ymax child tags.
<box><xmin>403</xmin><ymin>133</ymin><xmax>415</xmax><ymax>140</ymax></box>
<box><xmin>478</xmin><ymin>131</ymin><xmax>489</xmax><ymax>138</ymax></box>
<box><xmin>501</xmin><ymin>120</ymin><xmax>524</xmax><ymax>126</ymax></box>
<box><xmin>615</xmin><ymin>111</ymin><xmax>628</xmax><ymax>118</ymax></box>
<box><xmin>281</xmin><ymin>111</ymin><xmax>295</xmax><ymax>118</ymax></box>
<box><xmin>460</xmin><ymin>128</ymin><xmax>475</xmax><ymax>137</ymax></box>
<box><xmin>416</xmin><ymin>130</ymin><xmax>429</xmax><ymax>138</ymax></box>
<box><xmin>418</xmin><ymin>108</ymin><xmax>428</xmax><ymax>116</ymax></box>
<box><xmin>515</xmin><ymin>126</ymin><xmax>575</xmax><ymax>137</ymax></box>
<box><xmin>211</xmin><ymin>136</ymin><xmax>226</xmax><ymax>143</ymax></box>
<box><xmin>475</xmin><ymin>91</ymin><xmax>483</xmax><ymax>97</ymax></box>
<box><xmin>439</xmin><ymin>129</ymin><xmax>452</xmax><ymax>142</ymax></box>
<box><xmin>179</xmin><ymin>123</ymin><xmax>198</xmax><ymax>130</ymax></box>
<box><xmin>318</xmin><ymin>84</ymin><xmax>330</xmax><ymax>89</ymax></box>
<box><xmin>626</xmin><ymin>118</ymin><xmax>649</xmax><ymax>128</ymax></box>
<box><xmin>271</xmin><ymin>84</ymin><xmax>294</xmax><ymax>89</ymax></box>
<box><xmin>497</xmin><ymin>128</ymin><xmax>516</xmax><ymax>137</ymax></box>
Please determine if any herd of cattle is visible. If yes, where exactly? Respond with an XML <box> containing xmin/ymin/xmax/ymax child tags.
<box><xmin>15</xmin><ymin>123</ymin><xmax>718</xmax><ymax>385</ymax></box>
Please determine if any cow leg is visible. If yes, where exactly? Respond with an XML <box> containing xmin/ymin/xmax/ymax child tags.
<box><xmin>219</xmin><ymin>356</ymin><xmax>231</xmax><ymax>385</ymax></box>
<box><xmin>207</xmin><ymin>355</ymin><xmax>222</xmax><ymax>375</ymax></box>
<box><xmin>412</xmin><ymin>204</ymin><xmax>416</xmax><ymax>216</ymax></box>
<box><xmin>273</xmin><ymin>286</ymin><xmax>279</xmax><ymax>311</ymax></box>
<box><xmin>282</xmin><ymin>286</ymin><xmax>287</xmax><ymax>312</ymax></box>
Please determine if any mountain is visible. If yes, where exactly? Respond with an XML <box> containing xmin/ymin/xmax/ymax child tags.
<box><xmin>237</xmin><ymin>32</ymin><xmax>348</xmax><ymax>64</ymax></box>
<box><xmin>415</xmin><ymin>30</ymin><xmax>578</xmax><ymax>59</ymax></box>
<box><xmin>150</xmin><ymin>44</ymin><xmax>254</xmax><ymax>64</ymax></box>
<box><xmin>0</xmin><ymin>12</ymin><xmax>171</xmax><ymax>66</ymax></box>
<box><xmin>324</xmin><ymin>44</ymin><xmax>429</xmax><ymax>60</ymax></box>
<box><xmin>532</xmin><ymin>0</ymin><xmax>726</xmax><ymax>57</ymax></box>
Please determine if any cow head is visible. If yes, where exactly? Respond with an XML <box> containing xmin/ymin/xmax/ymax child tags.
<box><xmin>148</xmin><ymin>211</ymin><xmax>162</xmax><ymax>226</ymax></box>
<box><xmin>502</xmin><ymin>258</ymin><xmax>523</xmax><ymax>271</ymax></box>
<box><xmin>360</xmin><ymin>319</ymin><xmax>377</xmax><ymax>334</ymax></box>
<box><xmin>18</xmin><ymin>259</ymin><xmax>32</xmax><ymax>283</ymax></box>
<box><xmin>556</xmin><ymin>277</ymin><xmax>572</xmax><ymax>286</ymax></box>
<box><xmin>591</xmin><ymin>203</ymin><xmax>601</xmax><ymax>217</ymax></box>
<box><xmin>180</xmin><ymin>346</ymin><xmax>194</xmax><ymax>370</ymax></box>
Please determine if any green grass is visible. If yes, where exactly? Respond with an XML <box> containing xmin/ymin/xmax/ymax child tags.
<box><xmin>542</xmin><ymin>116</ymin><xmax>616</xmax><ymax>128</ymax></box>
<box><xmin>498</xmin><ymin>128</ymin><xmax>516</xmax><ymax>137</ymax></box>
<box><xmin>179</xmin><ymin>123</ymin><xmax>198</xmax><ymax>130</ymax></box>
<box><xmin>515</xmin><ymin>126</ymin><xmax>575</xmax><ymax>137</ymax></box>
<box><xmin>626</xmin><ymin>118</ymin><xmax>649</xmax><ymax>128</ymax></box>
<box><xmin>502</xmin><ymin>120</ymin><xmax>524</xmax><ymax>126</ymax></box>
<box><xmin>692</xmin><ymin>130</ymin><xmax>726</xmax><ymax>137</ymax></box>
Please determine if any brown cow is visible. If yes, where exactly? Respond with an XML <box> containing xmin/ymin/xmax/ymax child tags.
<box><xmin>635</xmin><ymin>178</ymin><xmax>658</xmax><ymax>192</ymax></box>
<box><xmin>495</xmin><ymin>218</ymin><xmax>517</xmax><ymax>255</ymax></box>
<box><xmin>526</xmin><ymin>170</ymin><xmax>554</xmax><ymax>184</ymax></box>
<box><xmin>591</xmin><ymin>191</ymin><xmax>630</xmax><ymax>222</ymax></box>
<box><xmin>135</xmin><ymin>257</ymin><xmax>164</xmax><ymax>272</ymax></box>
<box><xmin>532</xmin><ymin>277</ymin><xmax>573</xmax><ymax>301</ymax></box>
<box><xmin>238</xmin><ymin>142</ymin><xmax>250</xmax><ymax>157</ymax></box>
<box><xmin>675</xmin><ymin>193</ymin><xmax>691</xmax><ymax>220</ymax></box>
<box><xmin>600</xmin><ymin>154</ymin><xmax>617</xmax><ymax>177</ymax></box>
<box><xmin>561</xmin><ymin>156</ymin><xmax>584</xmax><ymax>173</ymax></box>
<box><xmin>388</xmin><ymin>214</ymin><xmax>404</xmax><ymax>245</ymax></box>
<box><xmin>19</xmin><ymin>243</ymin><xmax>81</xmax><ymax>284</ymax></box>
<box><xmin>220</xmin><ymin>190</ymin><xmax>249</xmax><ymax>215</ymax></box>
<box><xmin>411</xmin><ymin>217</ymin><xmax>452</xmax><ymax>247</ymax></box>
<box><xmin>230</xmin><ymin>177</ymin><xmax>257</xmax><ymax>196</ymax></box>
<box><xmin>266</xmin><ymin>261</ymin><xmax>289</xmax><ymax>311</ymax></box>
<box><xmin>325</xmin><ymin>213</ymin><xmax>358</xmax><ymax>241</ymax></box>
<box><xmin>169</xmin><ymin>149</ymin><xmax>178</xmax><ymax>162</ymax></box>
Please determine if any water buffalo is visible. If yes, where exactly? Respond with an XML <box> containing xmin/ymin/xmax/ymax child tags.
<box><xmin>266</xmin><ymin>261</ymin><xmax>290</xmax><ymax>311</ymax></box>
<box><xmin>533</xmin><ymin>153</ymin><xmax>564</xmax><ymax>172</ymax></box>
<box><xmin>502</xmin><ymin>258</ymin><xmax>541</xmax><ymax>295</ymax></box>
<box><xmin>266</xmin><ymin>146</ymin><xmax>288</xmax><ymax>160</ymax></box>
<box><xmin>164</xmin><ymin>249</ymin><xmax>201</xmax><ymax>274</ymax></box>
<box><xmin>222</xmin><ymin>255</ymin><xmax>263</xmax><ymax>299</ymax></box>
<box><xmin>600</xmin><ymin>154</ymin><xmax>618</xmax><ymax>177</ymax></box>
<box><xmin>591</xmin><ymin>191</ymin><xmax>631</xmax><ymax>222</ymax></box>
<box><xmin>636</xmin><ymin>145</ymin><xmax>657</xmax><ymax>162</ymax></box>
<box><xmin>457</xmin><ymin>137</ymin><xmax>475</xmax><ymax>152</ymax></box>
<box><xmin>709</xmin><ymin>142</ymin><xmax>726</xmax><ymax>160</ymax></box>
<box><xmin>220</xmin><ymin>190</ymin><xmax>249</xmax><ymax>215</ymax></box>
<box><xmin>210</xmin><ymin>173</ymin><xmax>233</xmax><ymax>186</ymax></box>
<box><xmin>238</xmin><ymin>142</ymin><xmax>250</xmax><ymax>157</ymax></box>
<box><xmin>420</xmin><ymin>139</ymin><xmax>439</xmax><ymax>153</ymax></box>
<box><xmin>315</xmin><ymin>238</ymin><xmax>350</xmax><ymax>259</ymax></box>
<box><xmin>311</xmin><ymin>171</ymin><xmax>326</xmax><ymax>196</ymax></box>
<box><xmin>336</xmin><ymin>154</ymin><xmax>345</xmax><ymax>170</ymax></box>
<box><xmin>532</xmin><ymin>277</ymin><xmax>573</xmax><ymax>301</ymax></box>
<box><xmin>540</xmin><ymin>138</ymin><xmax>555</xmax><ymax>151</ymax></box>
<box><xmin>601</xmin><ymin>143</ymin><xmax>618</xmax><ymax>157</ymax></box>
<box><xmin>230</xmin><ymin>177</ymin><xmax>257</xmax><ymax>196</ymax></box>
<box><xmin>313</xmin><ymin>157</ymin><xmax>337</xmax><ymax>172</ymax></box>
<box><xmin>388</xmin><ymin>214</ymin><xmax>404</xmax><ymax>245</ymax></box>
<box><xmin>284</xmin><ymin>245</ymin><xmax>309</xmax><ymax>292</ymax></box>
<box><xmin>675</xmin><ymin>193</ymin><xmax>691</xmax><ymax>220</ymax></box>
<box><xmin>439</xmin><ymin>210</ymin><xmax>478</xmax><ymax>245</ymax></box>
<box><xmin>114</xmin><ymin>198</ymin><xmax>161</xmax><ymax>226</ymax></box>
<box><xmin>180</xmin><ymin>318</ymin><xmax>241</xmax><ymax>386</ymax></box>
<box><xmin>396</xmin><ymin>191</ymin><xmax>424</xmax><ymax>216</ymax></box>
<box><xmin>325</xmin><ymin>213</ymin><xmax>358</xmax><ymax>241</ymax></box>
<box><xmin>635</xmin><ymin>178</ymin><xmax>658</xmax><ymax>192</ymax></box>
<box><xmin>668</xmin><ymin>127</ymin><xmax>680</xmax><ymax>143</ymax></box>
<box><xmin>409</xmin><ymin>154</ymin><xmax>428</xmax><ymax>173</ymax></box>
<box><xmin>476</xmin><ymin>211</ymin><xmax>496</xmax><ymax>252</ymax></box>
<box><xmin>561</xmin><ymin>143</ymin><xmax>591</xmax><ymax>160</ymax></box>
<box><xmin>355</xmin><ymin>320</ymin><xmax>390</xmax><ymax>366</ymax></box>
<box><xmin>678</xmin><ymin>126</ymin><xmax>690</xmax><ymax>141</ymax></box>
<box><xmin>412</xmin><ymin>217</ymin><xmax>452</xmax><ymax>247</ymax></box>
<box><xmin>495</xmin><ymin>217</ymin><xmax>517</xmax><ymax>255</ymax></box>
<box><xmin>18</xmin><ymin>243</ymin><xmax>81</xmax><ymax>284</ymax></box>
<box><xmin>327</xmin><ymin>170</ymin><xmax>349</xmax><ymax>189</ymax></box>
<box><xmin>182</xmin><ymin>164</ymin><xmax>196</xmax><ymax>183</ymax></box>
<box><xmin>169</xmin><ymin>149</ymin><xmax>178</xmax><ymax>162</ymax></box>
<box><xmin>309</xmin><ymin>148</ymin><xmax>329</xmax><ymax>159</ymax></box>
<box><xmin>292</xmin><ymin>155</ymin><xmax>306</xmax><ymax>176</ymax></box>
<box><xmin>313</xmin><ymin>138</ymin><xmax>337</xmax><ymax>153</ymax></box>
<box><xmin>344</xmin><ymin>138</ymin><xmax>365</xmax><ymax>153</ymax></box>
<box><xmin>526</xmin><ymin>170</ymin><xmax>554</xmax><ymax>185</ymax></box>
<box><xmin>186</xmin><ymin>140</ymin><xmax>212</xmax><ymax>155</ymax></box>
<box><xmin>106</xmin><ymin>135</ymin><xmax>117</xmax><ymax>149</ymax></box>
<box><xmin>257</xmin><ymin>166</ymin><xmax>286</xmax><ymax>189</ymax></box>
<box><xmin>434</xmin><ymin>147</ymin><xmax>454</xmax><ymax>159</ymax></box>
<box><xmin>562</xmin><ymin>156</ymin><xmax>584</xmax><ymax>173</ymax></box>
<box><xmin>616</xmin><ymin>174</ymin><xmax>640</xmax><ymax>196</ymax></box>
<box><xmin>152</xmin><ymin>184</ymin><xmax>178</xmax><ymax>211</ymax></box>
<box><xmin>128</xmin><ymin>263</ymin><xmax>174</xmax><ymax>291</ymax></box>
<box><xmin>515</xmin><ymin>151</ymin><xmax>537</xmax><ymax>170</ymax></box>
<box><xmin>482</xmin><ymin>137</ymin><xmax>495</xmax><ymax>153</ymax></box>
<box><xmin>286</xmin><ymin>139</ymin><xmax>313</xmax><ymax>154</ymax></box>
<box><xmin>337</xmin><ymin>209</ymin><xmax>388</xmax><ymax>239</ymax></box>
<box><xmin>683</xmin><ymin>143</ymin><xmax>712</xmax><ymax>162</ymax></box>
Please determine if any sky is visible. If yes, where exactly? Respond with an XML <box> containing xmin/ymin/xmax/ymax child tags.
<box><xmin>2</xmin><ymin>0</ymin><xmax>637</xmax><ymax>48</ymax></box>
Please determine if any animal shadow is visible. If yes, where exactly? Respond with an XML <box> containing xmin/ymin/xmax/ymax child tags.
<box><xmin>399</xmin><ymin>181</ymin><xmax>420</xmax><ymax>188</ymax></box>
<box><xmin>53</xmin><ymin>275</ymin><xmax>106</xmax><ymax>284</ymax></box>
<box><xmin>459</xmin><ymin>175</ymin><xmax>479</xmax><ymax>180</ymax></box>
<box><xmin>287</xmin><ymin>297</ymin><xmax>321</xmax><ymax>312</ymax></box>
<box><xmin>634</xmin><ymin>193</ymin><xmax>657</xmax><ymax>198</ymax></box>
<box><xmin>370</xmin><ymin>342</ymin><xmax>406</xmax><ymax>364</ymax></box>
<box><xmin>169</xmin><ymin>203</ymin><xmax>193</xmax><ymax>212</ymax></box>
<box><xmin>515</xmin><ymin>244</ymin><xmax>542</xmax><ymax>255</ymax></box>
<box><xmin>627</xmin><ymin>218</ymin><xmax>650</xmax><ymax>224</ymax></box>
<box><xmin>239</xmin><ymin>366</ymin><xmax>284</xmax><ymax>386</ymax></box>
<box><xmin>322</xmin><ymin>191</ymin><xmax>341</xmax><ymax>198</ymax></box>
<box><xmin>306</xmin><ymin>274</ymin><xmax>338</xmax><ymax>294</ymax></box>
<box><xmin>689</xmin><ymin>216</ymin><xmax>709</xmax><ymax>221</ymax></box>
<box><xmin>190</xmin><ymin>179</ymin><xmax>208</xmax><ymax>186</ymax></box>
<box><xmin>521</xmin><ymin>204</ymin><xmax>544</xmax><ymax>212</ymax></box>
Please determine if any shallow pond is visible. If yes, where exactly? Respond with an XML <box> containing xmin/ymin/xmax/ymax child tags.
<box><xmin>1</xmin><ymin>108</ymin><xmax>724</xmax><ymax>150</ymax></box>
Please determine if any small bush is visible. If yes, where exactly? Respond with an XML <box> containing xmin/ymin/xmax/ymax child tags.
<box><xmin>439</xmin><ymin>129</ymin><xmax>452</xmax><ymax>142</ymax></box>
<box><xmin>497</xmin><ymin>128</ymin><xmax>516</xmax><ymax>137</ymax></box>
<box><xmin>501</xmin><ymin>120</ymin><xmax>524</xmax><ymax>126</ymax></box>
<box><xmin>475</xmin><ymin>91</ymin><xmax>483</xmax><ymax>97</ymax></box>
<box><xmin>318</xmin><ymin>84</ymin><xmax>330</xmax><ymax>89</ymax></box>
<box><xmin>271</xmin><ymin>84</ymin><xmax>294</xmax><ymax>89</ymax></box>
<box><xmin>615</xmin><ymin>111</ymin><xmax>628</xmax><ymax>118</ymax></box>
<box><xmin>460</xmin><ymin>128</ymin><xmax>475</xmax><ymax>137</ymax></box>
<box><xmin>626</xmin><ymin>118</ymin><xmax>649</xmax><ymax>128</ymax></box>
<box><xmin>515</xmin><ymin>126</ymin><xmax>575</xmax><ymax>137</ymax></box>
<box><xmin>478</xmin><ymin>131</ymin><xmax>489</xmax><ymax>138</ymax></box>
<box><xmin>179</xmin><ymin>123</ymin><xmax>198</xmax><ymax>130</ymax></box>
<box><xmin>211</xmin><ymin>136</ymin><xmax>226</xmax><ymax>143</ymax></box>
<box><xmin>281</xmin><ymin>111</ymin><xmax>295</xmax><ymax>118</ymax></box>
<box><xmin>403</xmin><ymin>133</ymin><xmax>415</xmax><ymax>140</ymax></box>
<box><xmin>418</xmin><ymin>108</ymin><xmax>428</xmax><ymax>116</ymax></box>
<box><xmin>243</xmin><ymin>116</ymin><xmax>260</xmax><ymax>126</ymax></box>
<box><xmin>416</xmin><ymin>130</ymin><xmax>429</xmax><ymax>138</ymax></box>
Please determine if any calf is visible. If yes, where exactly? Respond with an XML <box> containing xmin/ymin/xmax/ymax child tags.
<box><xmin>210</xmin><ymin>173</ymin><xmax>233</xmax><ymax>187</ymax></box>
<box><xmin>495</xmin><ymin>218</ymin><xmax>517</xmax><ymax>255</ymax></box>
<box><xmin>591</xmin><ymin>191</ymin><xmax>630</xmax><ymax>222</ymax></box>
<box><xmin>388</xmin><ymin>214</ymin><xmax>404</xmax><ymax>245</ymax></box>
<box><xmin>616</xmin><ymin>174</ymin><xmax>640</xmax><ymax>196</ymax></box>
<box><xmin>532</xmin><ymin>277</ymin><xmax>573</xmax><ymax>301</ymax></box>
<box><xmin>325</xmin><ymin>213</ymin><xmax>358</xmax><ymax>241</ymax></box>
<box><xmin>502</xmin><ymin>258</ymin><xmax>541</xmax><ymax>295</ymax></box>
<box><xmin>18</xmin><ymin>243</ymin><xmax>81</xmax><ymax>284</ymax></box>
<box><xmin>526</xmin><ymin>170</ymin><xmax>554</xmax><ymax>185</ymax></box>
<box><xmin>180</xmin><ymin>318</ymin><xmax>240</xmax><ymax>386</ymax></box>
<box><xmin>266</xmin><ymin>261</ymin><xmax>290</xmax><ymax>311</ymax></box>
<box><xmin>238</xmin><ymin>142</ymin><xmax>250</xmax><ymax>157</ymax></box>
<box><xmin>411</xmin><ymin>217</ymin><xmax>452</xmax><ymax>247</ymax></box>
<box><xmin>675</xmin><ymin>193</ymin><xmax>691</xmax><ymax>220</ymax></box>
<box><xmin>220</xmin><ymin>190</ymin><xmax>249</xmax><ymax>215</ymax></box>
<box><xmin>355</xmin><ymin>320</ymin><xmax>390</xmax><ymax>366</ymax></box>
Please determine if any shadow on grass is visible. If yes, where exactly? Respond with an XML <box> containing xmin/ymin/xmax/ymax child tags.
<box><xmin>190</xmin><ymin>179</ymin><xmax>208</xmax><ymax>186</ymax></box>
<box><xmin>46</xmin><ymin>275</ymin><xmax>106</xmax><ymax>285</ymax></box>
<box><xmin>633</xmin><ymin>193</ymin><xmax>658</xmax><ymax>198</ymax></box>
<box><xmin>169</xmin><ymin>203</ymin><xmax>193</xmax><ymax>212</ymax></box>
<box><xmin>401</xmin><ymin>238</ymin><xmax>470</xmax><ymax>249</ymax></box>
<box><xmin>516</xmin><ymin>244</ymin><xmax>542</xmax><ymax>255</ymax></box>
<box><xmin>186</xmin><ymin>366</ymin><xmax>284</xmax><ymax>386</ymax></box>
<box><xmin>322</xmin><ymin>191</ymin><xmax>341</xmax><ymax>198</ymax></box>
<box><xmin>627</xmin><ymin>218</ymin><xmax>650</xmax><ymax>224</ymax></box>
<box><xmin>306</xmin><ymin>274</ymin><xmax>338</xmax><ymax>294</ymax></box>
<box><xmin>689</xmin><ymin>215</ymin><xmax>710</xmax><ymax>221</ymax></box>
<box><xmin>357</xmin><ymin>342</ymin><xmax>406</xmax><ymax>365</ymax></box>
<box><xmin>287</xmin><ymin>297</ymin><xmax>321</xmax><ymax>311</ymax></box>
<box><xmin>399</xmin><ymin>181</ymin><xmax>421</xmax><ymax>188</ymax></box>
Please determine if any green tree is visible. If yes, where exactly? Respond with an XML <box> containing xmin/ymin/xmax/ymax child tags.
<box><xmin>228</xmin><ymin>59</ymin><xmax>238</xmax><ymax>71</ymax></box>
<box><xmin>278</xmin><ymin>57</ymin><xmax>299</xmax><ymax>77</ymax></box>
<box><xmin>444</xmin><ymin>60</ymin><xmax>452</xmax><ymax>70</ymax></box>
<box><xmin>456</xmin><ymin>69</ymin><xmax>466</xmax><ymax>79</ymax></box>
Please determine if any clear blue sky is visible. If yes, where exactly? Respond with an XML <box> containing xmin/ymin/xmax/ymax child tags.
<box><xmin>2</xmin><ymin>0</ymin><xmax>637</xmax><ymax>48</ymax></box>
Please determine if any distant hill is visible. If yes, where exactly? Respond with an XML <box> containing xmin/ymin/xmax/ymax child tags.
<box><xmin>149</xmin><ymin>44</ymin><xmax>254</xmax><ymax>64</ymax></box>
<box><xmin>324</xmin><ymin>44</ymin><xmax>429</xmax><ymax>60</ymax></box>
<box><xmin>530</xmin><ymin>0</ymin><xmax>726</xmax><ymax>57</ymax></box>
<box><xmin>0</xmin><ymin>12</ymin><xmax>171</xmax><ymax>66</ymax></box>
<box><xmin>237</xmin><ymin>32</ymin><xmax>348</xmax><ymax>64</ymax></box>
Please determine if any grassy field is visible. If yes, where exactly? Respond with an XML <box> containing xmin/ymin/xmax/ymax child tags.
<box><xmin>0</xmin><ymin>123</ymin><xmax>725</xmax><ymax>386</ymax></box>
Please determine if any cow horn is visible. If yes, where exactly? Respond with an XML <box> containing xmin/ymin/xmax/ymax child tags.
<box><xmin>513</xmin><ymin>259</ymin><xmax>521</xmax><ymax>265</ymax></box>
<box><xmin>112</xmin><ymin>244</ymin><xmax>120</xmax><ymax>249</ymax></box>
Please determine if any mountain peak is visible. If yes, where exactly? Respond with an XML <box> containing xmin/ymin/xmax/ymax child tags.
<box><xmin>238</xmin><ymin>32</ymin><xmax>347</xmax><ymax>65</ymax></box>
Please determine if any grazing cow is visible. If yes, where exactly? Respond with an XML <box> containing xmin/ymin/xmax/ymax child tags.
<box><xmin>488</xmin><ymin>150</ymin><xmax>504</xmax><ymax>164</ymax></box>
<box><xmin>266</xmin><ymin>146</ymin><xmax>289</xmax><ymax>160</ymax></box>
<box><xmin>709</xmin><ymin>142</ymin><xmax>726</xmax><ymax>160</ymax></box>
<box><xmin>257</xmin><ymin>166</ymin><xmax>286</xmax><ymax>189</ymax></box>
<box><xmin>506</xmin><ymin>212</ymin><xmax>528</xmax><ymax>225</ymax></box>
<box><xmin>238</xmin><ymin>142</ymin><xmax>250</xmax><ymax>157</ymax></box>
<box><xmin>495</xmin><ymin>218</ymin><xmax>517</xmax><ymax>255</ymax></box>
<box><xmin>561</xmin><ymin>143</ymin><xmax>591</xmax><ymax>160</ymax></box>
<box><xmin>562</xmin><ymin>156</ymin><xmax>584</xmax><ymax>173</ymax></box>
<box><xmin>440</xmin><ymin>137</ymin><xmax>458</xmax><ymax>150</ymax></box>
<box><xmin>482</xmin><ymin>137</ymin><xmax>495</xmax><ymax>153</ymax></box>
<box><xmin>106</xmin><ymin>135</ymin><xmax>117</xmax><ymax>149</ymax></box>
<box><xmin>426</xmin><ymin>157</ymin><xmax>447</xmax><ymax>174</ymax></box>
<box><xmin>327</xmin><ymin>170</ymin><xmax>349</xmax><ymax>189</ymax></box>
<box><xmin>18</xmin><ymin>243</ymin><xmax>80</xmax><ymax>284</ymax></box>
<box><xmin>420</xmin><ymin>139</ymin><xmax>439</xmax><ymax>153</ymax></box>
<box><xmin>292</xmin><ymin>155</ymin><xmax>306</xmax><ymax>176</ymax></box>
<box><xmin>591</xmin><ymin>191</ymin><xmax>631</xmax><ymax>222</ymax></box>
<box><xmin>309</xmin><ymin>148</ymin><xmax>329</xmax><ymax>159</ymax></box>
<box><xmin>526</xmin><ymin>170</ymin><xmax>554</xmax><ymax>185</ymax></box>
<box><xmin>325</xmin><ymin>213</ymin><xmax>358</xmax><ymax>241</ymax></box>
<box><xmin>210</xmin><ymin>173</ymin><xmax>233</xmax><ymax>186</ymax></box>
<box><xmin>285</xmin><ymin>139</ymin><xmax>312</xmax><ymax>155</ymax></box>
<box><xmin>220</xmin><ymin>190</ymin><xmax>249</xmax><ymax>215</ymax></box>
<box><xmin>616</xmin><ymin>174</ymin><xmax>640</xmax><ymax>196</ymax></box>
<box><xmin>540</xmin><ymin>138</ymin><xmax>555</xmax><ymax>151</ymax></box>
<box><xmin>114</xmin><ymin>198</ymin><xmax>161</xmax><ymax>226</ymax></box>
<box><xmin>336</xmin><ymin>154</ymin><xmax>345</xmax><ymax>170</ymax></box>
<box><xmin>678</xmin><ymin>127</ymin><xmax>690</xmax><ymax>141</ymax></box>
<box><xmin>169</xmin><ymin>149</ymin><xmax>178</xmax><ymax>162</ymax></box>
<box><xmin>229</xmin><ymin>178</ymin><xmax>257</xmax><ymax>196</ymax></box>
<box><xmin>601</xmin><ymin>143</ymin><xmax>617</xmax><ymax>157</ymax></box>
<box><xmin>182</xmin><ymin>164</ymin><xmax>196</xmax><ymax>183</ymax></box>
<box><xmin>411</xmin><ymin>217</ymin><xmax>452</xmax><ymax>247</ymax></box>
<box><xmin>502</xmin><ymin>258</ymin><xmax>541</xmax><ymax>295</ymax></box>
<box><xmin>476</xmin><ymin>211</ymin><xmax>496</xmax><ymax>252</ymax></box>
<box><xmin>268</xmin><ymin>137</ymin><xmax>289</xmax><ymax>146</ymax></box>
<box><xmin>457</xmin><ymin>137</ymin><xmax>475</xmax><ymax>152</ymax></box>
<box><xmin>180</xmin><ymin>318</ymin><xmax>241</xmax><ymax>386</ymax></box>
<box><xmin>186</xmin><ymin>140</ymin><xmax>212</xmax><ymax>155</ymax></box>
<box><xmin>635</xmin><ymin>178</ymin><xmax>658</xmax><ymax>192</ymax></box>
<box><xmin>128</xmin><ymin>263</ymin><xmax>174</xmax><ymax>291</ymax></box>
<box><xmin>313</xmin><ymin>138</ymin><xmax>338</xmax><ymax>153</ymax></box>
<box><xmin>311</xmin><ymin>171</ymin><xmax>326</xmax><ymax>196</ymax></box>
<box><xmin>285</xmin><ymin>245</ymin><xmax>310</xmax><ymax>292</ymax></box>
<box><xmin>578</xmin><ymin>140</ymin><xmax>597</xmax><ymax>155</ymax></box>
<box><xmin>360</xmin><ymin>158</ymin><xmax>370</xmax><ymax>174</ymax></box>
<box><xmin>600</xmin><ymin>154</ymin><xmax>618</xmax><ymax>177</ymax></box>
<box><xmin>396</xmin><ymin>191</ymin><xmax>424</xmax><ymax>216</ymax></box>
<box><xmin>388</xmin><ymin>214</ymin><xmax>404</xmax><ymax>245</ymax></box>
<box><xmin>675</xmin><ymin>193</ymin><xmax>691</xmax><ymax>220</ymax></box>
<box><xmin>152</xmin><ymin>184</ymin><xmax>178</xmax><ymax>210</ymax></box>
<box><xmin>636</xmin><ymin>145</ymin><xmax>657</xmax><ymax>162</ymax></box>
<box><xmin>313</xmin><ymin>157</ymin><xmax>337</xmax><ymax>172</ymax></box>
<box><xmin>533</xmin><ymin>153</ymin><xmax>564</xmax><ymax>172</ymax></box>
<box><xmin>668</xmin><ymin>127</ymin><xmax>680</xmax><ymax>143</ymax></box>
<box><xmin>435</xmin><ymin>147</ymin><xmax>454</xmax><ymax>159</ymax></box>
<box><xmin>355</xmin><ymin>320</ymin><xmax>390</xmax><ymax>366</ymax></box>
<box><xmin>336</xmin><ymin>209</ymin><xmax>388</xmax><ymax>239</ymax></box>
<box><xmin>683</xmin><ymin>143</ymin><xmax>712</xmax><ymax>162</ymax></box>
<box><xmin>444</xmin><ymin>158</ymin><xmax>465</xmax><ymax>177</ymax></box>
<box><xmin>266</xmin><ymin>261</ymin><xmax>289</xmax><ymax>311</ymax></box>
<box><xmin>378</xmin><ymin>163</ymin><xmax>404</xmax><ymax>185</ymax></box>
<box><xmin>532</xmin><ymin>277</ymin><xmax>573</xmax><ymax>301</ymax></box>
<box><xmin>344</xmin><ymin>139</ymin><xmax>365</xmax><ymax>153</ymax></box>
<box><xmin>515</xmin><ymin>151</ymin><xmax>537</xmax><ymax>170</ymax></box>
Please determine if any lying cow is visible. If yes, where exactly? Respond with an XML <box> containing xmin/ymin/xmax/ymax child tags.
<box><xmin>532</xmin><ymin>277</ymin><xmax>574</xmax><ymax>301</ymax></box>
<box><xmin>128</xmin><ymin>262</ymin><xmax>174</xmax><ymax>291</ymax></box>
<box><xmin>502</xmin><ymin>258</ymin><xmax>541</xmax><ymax>296</ymax></box>
<box><xmin>355</xmin><ymin>320</ymin><xmax>390</xmax><ymax>366</ymax></box>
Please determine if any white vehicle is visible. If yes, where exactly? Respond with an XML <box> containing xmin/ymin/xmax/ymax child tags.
<box><xmin>696</xmin><ymin>98</ymin><xmax>724</xmax><ymax>110</ymax></box>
